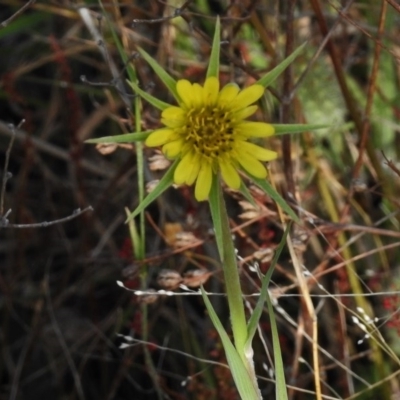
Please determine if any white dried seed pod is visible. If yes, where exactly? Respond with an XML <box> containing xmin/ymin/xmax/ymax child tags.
<box><xmin>174</xmin><ymin>231</ymin><xmax>198</xmax><ymax>248</ymax></box>
<box><xmin>352</xmin><ymin>178</ymin><xmax>367</xmax><ymax>192</ymax></box>
<box><xmin>138</xmin><ymin>289</ymin><xmax>158</xmax><ymax>304</ymax></box>
<box><xmin>253</xmin><ymin>248</ymin><xmax>274</xmax><ymax>263</ymax></box>
<box><xmin>292</xmin><ymin>226</ymin><xmax>309</xmax><ymax>253</ymax></box>
<box><xmin>96</xmin><ymin>143</ymin><xmax>118</xmax><ymax>155</ymax></box>
<box><xmin>148</xmin><ymin>152</ymin><xmax>171</xmax><ymax>171</ymax></box>
<box><xmin>157</xmin><ymin>269</ymin><xmax>182</xmax><ymax>290</ymax></box>
<box><xmin>183</xmin><ymin>269</ymin><xmax>212</xmax><ymax>288</ymax></box>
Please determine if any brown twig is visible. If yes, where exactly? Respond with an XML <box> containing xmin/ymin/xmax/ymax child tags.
<box><xmin>382</xmin><ymin>151</ymin><xmax>400</xmax><ymax>178</ymax></box>
<box><xmin>0</xmin><ymin>121</ymin><xmax>22</xmax><ymax>216</ymax></box>
<box><xmin>0</xmin><ymin>0</ymin><xmax>36</xmax><ymax>28</ymax></box>
<box><xmin>0</xmin><ymin>206</ymin><xmax>93</xmax><ymax>229</ymax></box>
<box><xmin>308</xmin><ymin>0</ymin><xmax>389</xmax><ymax>212</ymax></box>
<box><xmin>350</xmin><ymin>0</ymin><xmax>387</xmax><ymax>189</ymax></box>
<box><xmin>0</xmin><ymin>121</ymin><xmax>115</xmax><ymax>178</ymax></box>
<box><xmin>386</xmin><ymin>0</ymin><xmax>400</xmax><ymax>13</ymax></box>
<box><xmin>293</xmin><ymin>0</ymin><xmax>356</xmax><ymax>94</ymax></box>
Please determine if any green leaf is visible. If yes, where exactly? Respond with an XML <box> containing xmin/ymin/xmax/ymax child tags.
<box><xmin>246</xmin><ymin>223</ymin><xmax>291</xmax><ymax>345</ymax></box>
<box><xmin>272</xmin><ymin>123</ymin><xmax>329</xmax><ymax>135</ymax></box>
<box><xmin>201</xmin><ymin>288</ymin><xmax>261</xmax><ymax>400</ymax></box>
<box><xmin>105</xmin><ymin>13</ymin><xmax>138</xmax><ymax>83</ymax></box>
<box><xmin>127</xmin><ymin>80</ymin><xmax>171</xmax><ymax>111</ymax></box>
<box><xmin>137</xmin><ymin>47</ymin><xmax>179</xmax><ymax>101</ymax></box>
<box><xmin>245</xmin><ymin>224</ymin><xmax>291</xmax><ymax>400</ymax></box>
<box><xmin>85</xmin><ymin>131</ymin><xmax>152</xmax><ymax>144</ymax></box>
<box><xmin>265</xmin><ymin>270</ymin><xmax>289</xmax><ymax>400</ymax></box>
<box><xmin>238</xmin><ymin>180</ymin><xmax>257</xmax><ymax>207</ymax></box>
<box><xmin>126</xmin><ymin>160</ymin><xmax>179</xmax><ymax>221</ymax></box>
<box><xmin>256</xmin><ymin>42</ymin><xmax>307</xmax><ymax>88</ymax></box>
<box><xmin>250</xmin><ymin>177</ymin><xmax>299</xmax><ymax>222</ymax></box>
<box><xmin>206</xmin><ymin>16</ymin><xmax>221</xmax><ymax>79</ymax></box>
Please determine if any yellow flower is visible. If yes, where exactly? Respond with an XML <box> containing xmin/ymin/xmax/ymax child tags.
<box><xmin>145</xmin><ymin>76</ymin><xmax>277</xmax><ymax>201</ymax></box>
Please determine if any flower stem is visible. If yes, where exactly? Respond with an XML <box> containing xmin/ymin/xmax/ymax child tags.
<box><xmin>209</xmin><ymin>178</ymin><xmax>248</xmax><ymax>355</ymax></box>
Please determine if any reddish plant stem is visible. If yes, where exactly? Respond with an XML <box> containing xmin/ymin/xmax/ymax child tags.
<box><xmin>309</xmin><ymin>0</ymin><xmax>389</xmax><ymax>221</ymax></box>
<box><xmin>386</xmin><ymin>0</ymin><xmax>400</xmax><ymax>13</ymax></box>
<box><xmin>351</xmin><ymin>1</ymin><xmax>387</xmax><ymax>182</ymax></box>
<box><xmin>49</xmin><ymin>35</ymin><xmax>85</xmax><ymax>207</ymax></box>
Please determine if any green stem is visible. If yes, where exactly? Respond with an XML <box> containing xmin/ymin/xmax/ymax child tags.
<box><xmin>132</xmin><ymin>52</ymin><xmax>163</xmax><ymax>400</ymax></box>
<box><xmin>209</xmin><ymin>178</ymin><xmax>247</xmax><ymax>354</ymax></box>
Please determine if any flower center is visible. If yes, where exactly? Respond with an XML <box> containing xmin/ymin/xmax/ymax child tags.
<box><xmin>184</xmin><ymin>106</ymin><xmax>234</xmax><ymax>160</ymax></box>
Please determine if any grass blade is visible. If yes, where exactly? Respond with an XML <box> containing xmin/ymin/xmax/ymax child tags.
<box><xmin>256</xmin><ymin>42</ymin><xmax>307</xmax><ymax>88</ymax></box>
<box><xmin>85</xmin><ymin>131</ymin><xmax>152</xmax><ymax>144</ymax></box>
<box><xmin>249</xmin><ymin>177</ymin><xmax>299</xmax><ymax>222</ymax></box>
<box><xmin>246</xmin><ymin>223</ymin><xmax>291</xmax><ymax>344</ymax></box>
<box><xmin>245</xmin><ymin>224</ymin><xmax>291</xmax><ymax>399</ymax></box>
<box><xmin>238</xmin><ymin>180</ymin><xmax>257</xmax><ymax>207</ymax></box>
<box><xmin>127</xmin><ymin>80</ymin><xmax>171</xmax><ymax>111</ymax></box>
<box><xmin>206</xmin><ymin>17</ymin><xmax>220</xmax><ymax>79</ymax></box>
<box><xmin>137</xmin><ymin>47</ymin><xmax>179</xmax><ymax>101</ymax></box>
<box><xmin>201</xmin><ymin>288</ymin><xmax>261</xmax><ymax>400</ymax></box>
<box><xmin>272</xmin><ymin>123</ymin><xmax>329</xmax><ymax>135</ymax></box>
<box><xmin>126</xmin><ymin>160</ymin><xmax>178</xmax><ymax>221</ymax></box>
<box><xmin>266</xmin><ymin>279</ymin><xmax>289</xmax><ymax>400</ymax></box>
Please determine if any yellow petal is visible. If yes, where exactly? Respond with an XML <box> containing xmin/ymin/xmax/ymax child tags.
<box><xmin>176</xmin><ymin>80</ymin><xmax>194</xmax><ymax>108</ymax></box>
<box><xmin>237</xmin><ymin>152</ymin><xmax>267</xmax><ymax>178</ymax></box>
<box><xmin>240</xmin><ymin>141</ymin><xmax>278</xmax><ymax>161</ymax></box>
<box><xmin>162</xmin><ymin>106</ymin><xmax>185</xmax><ymax>118</ymax></box>
<box><xmin>232</xmin><ymin>105</ymin><xmax>258</xmax><ymax>121</ymax></box>
<box><xmin>162</xmin><ymin>139</ymin><xmax>184</xmax><ymax>158</ymax></box>
<box><xmin>217</xmin><ymin>83</ymin><xmax>240</xmax><ymax>106</ymax></box>
<box><xmin>203</xmin><ymin>77</ymin><xmax>219</xmax><ymax>105</ymax></box>
<box><xmin>174</xmin><ymin>152</ymin><xmax>194</xmax><ymax>184</ymax></box>
<box><xmin>145</xmin><ymin>129</ymin><xmax>175</xmax><ymax>147</ymax></box>
<box><xmin>161</xmin><ymin>117</ymin><xmax>185</xmax><ymax>128</ymax></box>
<box><xmin>219</xmin><ymin>159</ymin><xmax>241</xmax><ymax>189</ymax></box>
<box><xmin>235</xmin><ymin>122</ymin><xmax>275</xmax><ymax>137</ymax></box>
<box><xmin>195</xmin><ymin>162</ymin><xmax>213</xmax><ymax>201</ymax></box>
<box><xmin>229</xmin><ymin>85</ymin><xmax>264</xmax><ymax>110</ymax></box>
<box><xmin>192</xmin><ymin>83</ymin><xmax>204</xmax><ymax>108</ymax></box>
<box><xmin>185</xmin><ymin>153</ymin><xmax>202</xmax><ymax>185</ymax></box>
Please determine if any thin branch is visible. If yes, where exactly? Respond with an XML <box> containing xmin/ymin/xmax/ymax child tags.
<box><xmin>386</xmin><ymin>0</ymin><xmax>400</xmax><ymax>13</ymax></box>
<box><xmin>131</xmin><ymin>0</ymin><xmax>190</xmax><ymax>26</ymax></box>
<box><xmin>382</xmin><ymin>151</ymin><xmax>400</xmax><ymax>178</ymax></box>
<box><xmin>0</xmin><ymin>121</ymin><xmax>115</xmax><ymax>178</ymax></box>
<box><xmin>44</xmin><ymin>265</ymin><xmax>85</xmax><ymax>400</ymax></box>
<box><xmin>350</xmin><ymin>0</ymin><xmax>387</xmax><ymax>185</ymax></box>
<box><xmin>0</xmin><ymin>0</ymin><xmax>36</xmax><ymax>28</ymax></box>
<box><xmin>0</xmin><ymin>206</ymin><xmax>93</xmax><ymax>229</ymax></box>
<box><xmin>0</xmin><ymin>121</ymin><xmax>22</xmax><ymax>215</ymax></box>
<box><xmin>293</xmin><ymin>0</ymin><xmax>356</xmax><ymax>94</ymax></box>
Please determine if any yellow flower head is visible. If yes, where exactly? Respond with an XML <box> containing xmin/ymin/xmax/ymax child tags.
<box><xmin>145</xmin><ymin>76</ymin><xmax>277</xmax><ymax>201</ymax></box>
